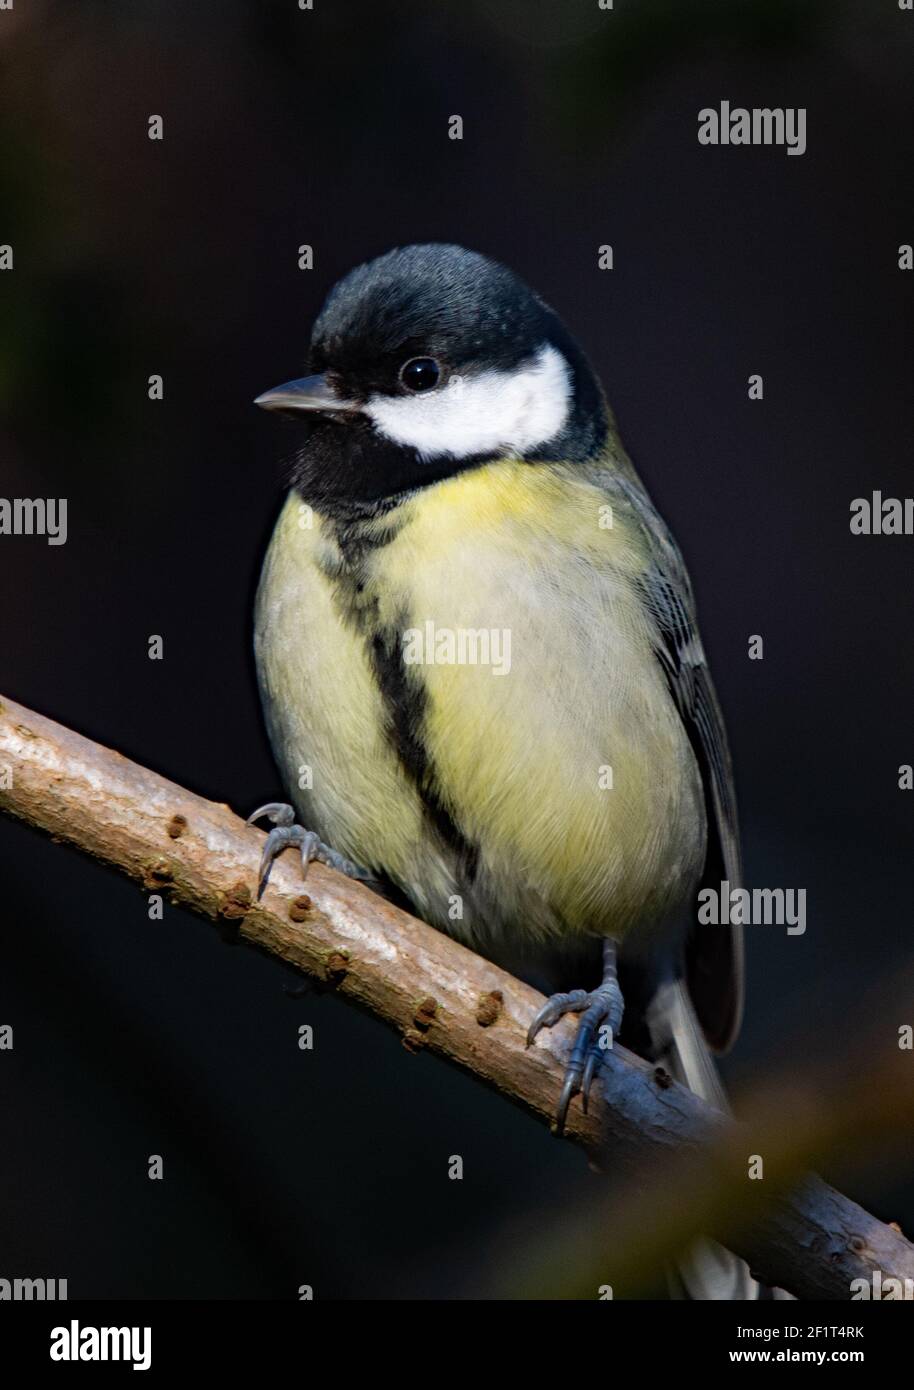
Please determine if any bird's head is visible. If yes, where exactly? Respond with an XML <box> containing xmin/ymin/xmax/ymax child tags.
<box><xmin>256</xmin><ymin>243</ymin><xmax>607</xmax><ymax>513</ymax></box>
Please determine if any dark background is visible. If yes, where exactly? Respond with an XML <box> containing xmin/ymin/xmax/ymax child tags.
<box><xmin>1</xmin><ymin>0</ymin><xmax>912</xmax><ymax>1298</ymax></box>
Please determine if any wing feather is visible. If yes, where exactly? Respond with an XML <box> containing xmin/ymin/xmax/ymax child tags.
<box><xmin>609</xmin><ymin>470</ymin><xmax>745</xmax><ymax>1051</ymax></box>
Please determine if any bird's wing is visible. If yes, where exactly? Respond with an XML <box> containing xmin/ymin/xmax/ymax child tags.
<box><xmin>610</xmin><ymin>470</ymin><xmax>744</xmax><ymax>1052</ymax></box>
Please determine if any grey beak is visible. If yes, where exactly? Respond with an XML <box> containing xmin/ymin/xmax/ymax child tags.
<box><xmin>254</xmin><ymin>373</ymin><xmax>359</xmax><ymax>415</ymax></box>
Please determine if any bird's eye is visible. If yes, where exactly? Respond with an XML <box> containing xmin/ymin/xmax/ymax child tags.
<box><xmin>399</xmin><ymin>357</ymin><xmax>441</xmax><ymax>393</ymax></box>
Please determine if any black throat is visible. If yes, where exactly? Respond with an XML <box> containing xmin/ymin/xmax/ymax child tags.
<box><xmin>286</xmin><ymin>343</ymin><xmax>608</xmax><ymax>523</ymax></box>
<box><xmin>287</xmin><ymin>414</ymin><xmax>494</xmax><ymax>523</ymax></box>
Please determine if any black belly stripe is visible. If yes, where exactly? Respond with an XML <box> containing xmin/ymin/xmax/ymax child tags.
<box><xmin>368</xmin><ymin>620</ymin><xmax>480</xmax><ymax>883</ymax></box>
<box><xmin>321</xmin><ymin>512</ymin><xmax>481</xmax><ymax>883</ymax></box>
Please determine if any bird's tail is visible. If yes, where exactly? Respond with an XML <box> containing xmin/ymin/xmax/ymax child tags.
<box><xmin>644</xmin><ymin>978</ymin><xmax>786</xmax><ymax>1300</ymax></box>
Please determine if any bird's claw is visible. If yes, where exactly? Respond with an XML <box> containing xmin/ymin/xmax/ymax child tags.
<box><xmin>247</xmin><ymin>802</ymin><xmax>371</xmax><ymax>899</ymax></box>
<box><xmin>526</xmin><ymin>989</ymin><xmax>590</xmax><ymax>1047</ymax></box>
<box><xmin>526</xmin><ymin>979</ymin><xmax>624</xmax><ymax>1134</ymax></box>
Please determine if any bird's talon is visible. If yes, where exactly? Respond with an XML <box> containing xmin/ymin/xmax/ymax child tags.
<box><xmin>555</xmin><ymin>1069</ymin><xmax>580</xmax><ymax>1134</ymax></box>
<box><xmin>247</xmin><ymin>802</ymin><xmax>296</xmax><ymax>829</ymax></box>
<box><xmin>526</xmin><ymin>988</ymin><xmax>589</xmax><ymax>1048</ymax></box>
<box><xmin>528</xmin><ymin>970</ymin><xmax>624</xmax><ymax>1134</ymax></box>
<box><xmin>248</xmin><ymin>802</ymin><xmax>370</xmax><ymax>898</ymax></box>
<box><xmin>582</xmin><ymin>1044</ymin><xmax>604</xmax><ymax>1112</ymax></box>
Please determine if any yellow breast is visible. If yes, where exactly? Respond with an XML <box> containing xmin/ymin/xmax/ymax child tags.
<box><xmin>255</xmin><ymin>461</ymin><xmax>705</xmax><ymax>948</ymax></box>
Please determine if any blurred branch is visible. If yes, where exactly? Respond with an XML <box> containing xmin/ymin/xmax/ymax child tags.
<box><xmin>488</xmin><ymin>1028</ymin><xmax>914</xmax><ymax>1299</ymax></box>
<box><xmin>1</xmin><ymin>692</ymin><xmax>912</xmax><ymax>1300</ymax></box>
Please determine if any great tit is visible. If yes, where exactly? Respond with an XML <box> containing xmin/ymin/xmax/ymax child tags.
<box><xmin>250</xmin><ymin>243</ymin><xmax>752</xmax><ymax>1295</ymax></box>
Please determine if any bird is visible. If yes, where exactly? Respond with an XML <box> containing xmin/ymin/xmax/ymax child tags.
<box><xmin>250</xmin><ymin>243</ymin><xmax>757</xmax><ymax>1298</ymax></box>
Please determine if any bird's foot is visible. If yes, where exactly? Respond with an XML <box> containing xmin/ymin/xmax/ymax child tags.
<box><xmin>527</xmin><ymin>977</ymin><xmax>624</xmax><ymax>1134</ymax></box>
<box><xmin>246</xmin><ymin>802</ymin><xmax>372</xmax><ymax>900</ymax></box>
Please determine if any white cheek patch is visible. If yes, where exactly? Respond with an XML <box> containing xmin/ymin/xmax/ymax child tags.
<box><xmin>363</xmin><ymin>343</ymin><xmax>572</xmax><ymax>462</ymax></box>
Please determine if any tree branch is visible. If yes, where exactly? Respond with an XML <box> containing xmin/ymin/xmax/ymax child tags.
<box><xmin>1</xmin><ymin>692</ymin><xmax>912</xmax><ymax>1300</ymax></box>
